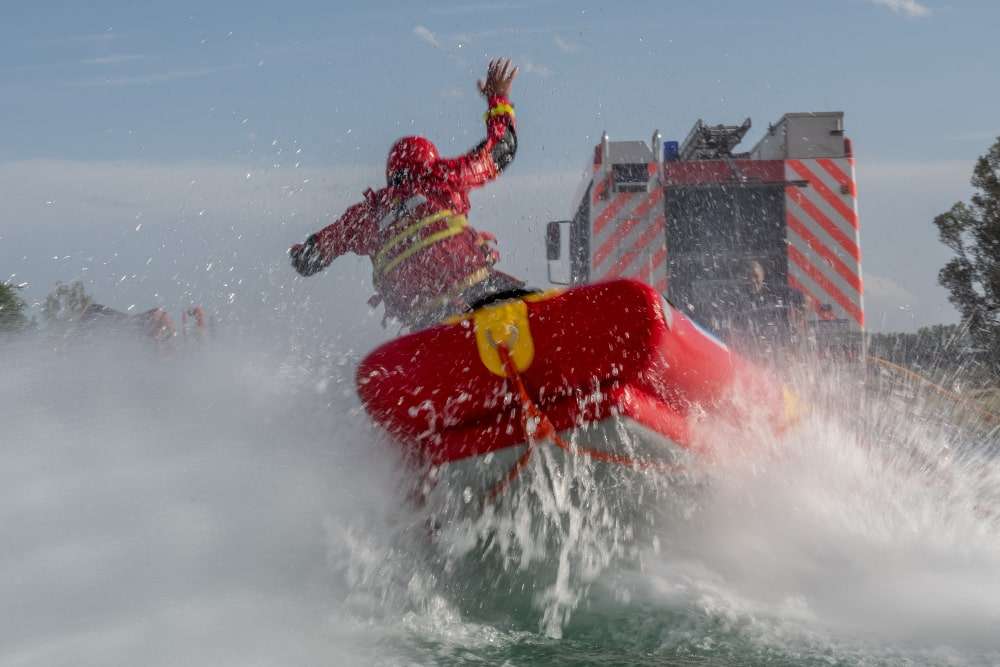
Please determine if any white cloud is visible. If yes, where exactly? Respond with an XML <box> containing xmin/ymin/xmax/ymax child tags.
<box><xmin>81</xmin><ymin>54</ymin><xmax>146</xmax><ymax>65</ymax></box>
<box><xmin>867</xmin><ymin>0</ymin><xmax>931</xmax><ymax>18</ymax></box>
<box><xmin>864</xmin><ymin>271</ymin><xmax>916</xmax><ymax>304</ymax></box>
<box><xmin>70</xmin><ymin>65</ymin><xmax>240</xmax><ymax>87</ymax></box>
<box><xmin>553</xmin><ymin>34</ymin><xmax>579</xmax><ymax>54</ymax></box>
<box><xmin>519</xmin><ymin>58</ymin><xmax>552</xmax><ymax>77</ymax></box>
<box><xmin>412</xmin><ymin>25</ymin><xmax>440</xmax><ymax>49</ymax></box>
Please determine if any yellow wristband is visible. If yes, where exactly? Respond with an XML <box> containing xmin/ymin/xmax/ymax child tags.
<box><xmin>483</xmin><ymin>103</ymin><xmax>515</xmax><ymax>122</ymax></box>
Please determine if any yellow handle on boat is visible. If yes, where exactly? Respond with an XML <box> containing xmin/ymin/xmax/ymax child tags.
<box><xmin>782</xmin><ymin>385</ymin><xmax>802</xmax><ymax>423</ymax></box>
<box><xmin>473</xmin><ymin>299</ymin><xmax>534</xmax><ymax>377</ymax></box>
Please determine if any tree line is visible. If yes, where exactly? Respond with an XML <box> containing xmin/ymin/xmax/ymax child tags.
<box><xmin>0</xmin><ymin>280</ymin><xmax>97</xmax><ymax>336</ymax></box>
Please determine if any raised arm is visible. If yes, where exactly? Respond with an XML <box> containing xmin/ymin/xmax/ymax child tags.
<box><xmin>428</xmin><ymin>58</ymin><xmax>519</xmax><ymax>191</ymax></box>
<box><xmin>290</xmin><ymin>198</ymin><xmax>377</xmax><ymax>277</ymax></box>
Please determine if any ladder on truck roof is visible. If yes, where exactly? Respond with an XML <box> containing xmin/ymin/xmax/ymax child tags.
<box><xmin>679</xmin><ymin>118</ymin><xmax>752</xmax><ymax>161</ymax></box>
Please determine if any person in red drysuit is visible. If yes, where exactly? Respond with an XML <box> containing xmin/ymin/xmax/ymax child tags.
<box><xmin>290</xmin><ymin>58</ymin><xmax>526</xmax><ymax>330</ymax></box>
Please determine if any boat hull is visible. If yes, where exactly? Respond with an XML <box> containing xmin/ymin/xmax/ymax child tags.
<box><xmin>356</xmin><ymin>279</ymin><xmax>792</xmax><ymax>495</ymax></box>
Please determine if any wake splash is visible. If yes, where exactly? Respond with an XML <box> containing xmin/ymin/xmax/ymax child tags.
<box><xmin>4</xmin><ymin>329</ymin><xmax>1000</xmax><ymax>666</ymax></box>
<box><xmin>0</xmin><ymin>331</ymin><xmax>404</xmax><ymax>666</ymax></box>
<box><xmin>639</xmin><ymin>398</ymin><xmax>1000</xmax><ymax>661</ymax></box>
<box><xmin>340</xmin><ymin>364</ymin><xmax>1000</xmax><ymax>664</ymax></box>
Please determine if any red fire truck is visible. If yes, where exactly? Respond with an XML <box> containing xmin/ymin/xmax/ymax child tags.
<box><xmin>546</xmin><ymin>112</ymin><xmax>864</xmax><ymax>356</ymax></box>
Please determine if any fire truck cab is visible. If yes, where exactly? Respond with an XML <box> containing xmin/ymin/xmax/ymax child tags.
<box><xmin>546</xmin><ymin>112</ymin><xmax>864</xmax><ymax>356</ymax></box>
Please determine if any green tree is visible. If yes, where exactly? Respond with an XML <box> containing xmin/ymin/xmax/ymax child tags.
<box><xmin>935</xmin><ymin>136</ymin><xmax>1000</xmax><ymax>371</ymax></box>
<box><xmin>43</xmin><ymin>280</ymin><xmax>92</xmax><ymax>326</ymax></box>
<box><xmin>0</xmin><ymin>282</ymin><xmax>29</xmax><ymax>334</ymax></box>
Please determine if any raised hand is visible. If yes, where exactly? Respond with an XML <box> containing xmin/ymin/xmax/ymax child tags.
<box><xmin>477</xmin><ymin>58</ymin><xmax>518</xmax><ymax>99</ymax></box>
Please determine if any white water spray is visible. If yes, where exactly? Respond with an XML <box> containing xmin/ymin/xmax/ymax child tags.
<box><xmin>4</xmin><ymin>328</ymin><xmax>1000</xmax><ymax>665</ymax></box>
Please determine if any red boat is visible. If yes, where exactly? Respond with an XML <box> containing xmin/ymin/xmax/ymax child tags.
<box><xmin>356</xmin><ymin>279</ymin><xmax>796</xmax><ymax>503</ymax></box>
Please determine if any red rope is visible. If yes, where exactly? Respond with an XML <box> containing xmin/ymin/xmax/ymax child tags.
<box><xmin>484</xmin><ymin>344</ymin><xmax>679</xmax><ymax>503</ymax></box>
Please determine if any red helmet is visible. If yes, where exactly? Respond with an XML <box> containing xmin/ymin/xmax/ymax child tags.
<box><xmin>386</xmin><ymin>136</ymin><xmax>439</xmax><ymax>185</ymax></box>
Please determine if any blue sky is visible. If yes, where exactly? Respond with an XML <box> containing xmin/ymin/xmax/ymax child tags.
<box><xmin>1</xmin><ymin>0</ymin><xmax>998</xmax><ymax>331</ymax></box>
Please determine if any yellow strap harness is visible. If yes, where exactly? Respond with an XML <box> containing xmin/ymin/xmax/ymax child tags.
<box><xmin>373</xmin><ymin>210</ymin><xmax>470</xmax><ymax>278</ymax></box>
